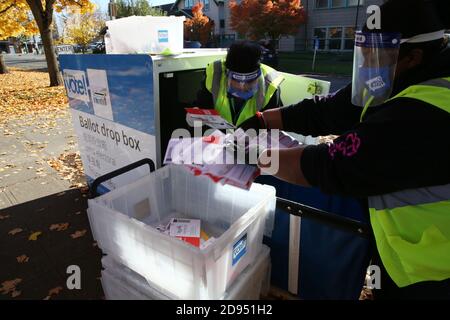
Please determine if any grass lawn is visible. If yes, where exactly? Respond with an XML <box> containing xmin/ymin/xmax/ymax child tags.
<box><xmin>278</xmin><ymin>51</ymin><xmax>354</xmax><ymax>76</ymax></box>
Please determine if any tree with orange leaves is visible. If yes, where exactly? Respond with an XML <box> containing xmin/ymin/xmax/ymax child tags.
<box><xmin>0</xmin><ymin>0</ymin><xmax>95</xmax><ymax>85</ymax></box>
<box><xmin>229</xmin><ymin>0</ymin><xmax>306</xmax><ymax>43</ymax></box>
<box><xmin>184</xmin><ymin>2</ymin><xmax>214</xmax><ymax>47</ymax></box>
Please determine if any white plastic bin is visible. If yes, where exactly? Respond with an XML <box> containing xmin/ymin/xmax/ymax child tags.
<box><xmin>101</xmin><ymin>245</ymin><xmax>272</xmax><ymax>300</ymax></box>
<box><xmin>105</xmin><ymin>16</ymin><xmax>185</xmax><ymax>54</ymax></box>
<box><xmin>88</xmin><ymin>164</ymin><xmax>276</xmax><ymax>299</ymax></box>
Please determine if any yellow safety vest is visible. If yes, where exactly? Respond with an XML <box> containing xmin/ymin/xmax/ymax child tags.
<box><xmin>205</xmin><ymin>60</ymin><xmax>284</xmax><ymax>126</ymax></box>
<box><xmin>368</xmin><ymin>77</ymin><xmax>450</xmax><ymax>287</ymax></box>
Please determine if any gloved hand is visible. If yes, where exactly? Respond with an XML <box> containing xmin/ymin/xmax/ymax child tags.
<box><xmin>238</xmin><ymin>112</ymin><xmax>266</xmax><ymax>131</ymax></box>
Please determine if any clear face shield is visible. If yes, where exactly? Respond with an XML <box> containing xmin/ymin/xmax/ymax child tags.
<box><xmin>351</xmin><ymin>32</ymin><xmax>402</xmax><ymax>108</ymax></box>
<box><xmin>227</xmin><ymin>69</ymin><xmax>261</xmax><ymax>100</ymax></box>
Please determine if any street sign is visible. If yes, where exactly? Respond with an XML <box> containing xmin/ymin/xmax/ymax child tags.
<box><xmin>314</xmin><ymin>38</ymin><xmax>320</xmax><ymax>50</ymax></box>
<box><xmin>312</xmin><ymin>37</ymin><xmax>319</xmax><ymax>71</ymax></box>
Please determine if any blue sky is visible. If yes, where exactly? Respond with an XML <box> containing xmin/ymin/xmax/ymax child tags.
<box><xmin>93</xmin><ymin>0</ymin><xmax>175</xmax><ymax>13</ymax></box>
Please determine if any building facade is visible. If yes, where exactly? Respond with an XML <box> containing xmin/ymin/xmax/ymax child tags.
<box><xmin>170</xmin><ymin>0</ymin><xmax>237</xmax><ymax>46</ymax></box>
<box><xmin>292</xmin><ymin>0</ymin><xmax>384</xmax><ymax>51</ymax></box>
<box><xmin>165</xmin><ymin>0</ymin><xmax>385</xmax><ymax>51</ymax></box>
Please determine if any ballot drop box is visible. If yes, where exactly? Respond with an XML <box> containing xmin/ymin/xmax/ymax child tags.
<box><xmin>59</xmin><ymin>51</ymin><xmax>330</xmax><ymax>193</ymax></box>
<box><xmin>59</xmin><ymin>50</ymin><xmax>227</xmax><ymax>193</ymax></box>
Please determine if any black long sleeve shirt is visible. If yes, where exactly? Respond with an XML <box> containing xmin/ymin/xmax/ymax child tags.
<box><xmin>280</xmin><ymin>48</ymin><xmax>450</xmax><ymax>198</ymax></box>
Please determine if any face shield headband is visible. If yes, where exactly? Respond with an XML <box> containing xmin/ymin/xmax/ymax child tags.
<box><xmin>400</xmin><ymin>29</ymin><xmax>445</xmax><ymax>44</ymax></box>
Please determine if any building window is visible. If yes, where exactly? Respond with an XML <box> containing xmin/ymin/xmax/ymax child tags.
<box><xmin>313</xmin><ymin>26</ymin><xmax>355</xmax><ymax>51</ymax></box>
<box><xmin>313</xmin><ymin>27</ymin><xmax>327</xmax><ymax>50</ymax></box>
<box><xmin>315</xmin><ymin>0</ymin><xmax>328</xmax><ymax>8</ymax></box>
<box><xmin>220</xmin><ymin>19</ymin><xmax>225</xmax><ymax>29</ymax></box>
<box><xmin>328</xmin><ymin>27</ymin><xmax>343</xmax><ymax>49</ymax></box>
<box><xmin>344</xmin><ymin>27</ymin><xmax>356</xmax><ymax>50</ymax></box>
<box><xmin>316</xmin><ymin>0</ymin><xmax>363</xmax><ymax>9</ymax></box>
<box><xmin>347</xmin><ymin>0</ymin><xmax>364</xmax><ymax>6</ymax></box>
<box><xmin>331</xmin><ymin>0</ymin><xmax>345</xmax><ymax>7</ymax></box>
<box><xmin>224</xmin><ymin>34</ymin><xmax>236</xmax><ymax>40</ymax></box>
<box><xmin>185</xmin><ymin>0</ymin><xmax>209</xmax><ymax>10</ymax></box>
<box><xmin>184</xmin><ymin>0</ymin><xmax>196</xmax><ymax>9</ymax></box>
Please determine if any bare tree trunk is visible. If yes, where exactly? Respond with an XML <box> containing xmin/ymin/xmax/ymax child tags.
<box><xmin>41</xmin><ymin>28</ymin><xmax>62</xmax><ymax>86</ymax></box>
<box><xmin>26</xmin><ymin>0</ymin><xmax>61</xmax><ymax>87</ymax></box>
<box><xmin>0</xmin><ymin>54</ymin><xmax>8</xmax><ymax>74</ymax></box>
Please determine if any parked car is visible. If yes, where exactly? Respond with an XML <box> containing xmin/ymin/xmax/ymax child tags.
<box><xmin>92</xmin><ymin>42</ymin><xmax>106</xmax><ymax>54</ymax></box>
<box><xmin>184</xmin><ymin>41</ymin><xmax>202</xmax><ymax>49</ymax></box>
<box><xmin>259</xmin><ymin>40</ymin><xmax>278</xmax><ymax>68</ymax></box>
<box><xmin>72</xmin><ymin>45</ymin><xmax>83</xmax><ymax>53</ymax></box>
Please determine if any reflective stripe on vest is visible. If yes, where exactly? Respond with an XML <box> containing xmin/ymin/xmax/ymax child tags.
<box><xmin>205</xmin><ymin>60</ymin><xmax>284</xmax><ymax>126</ymax></box>
<box><xmin>368</xmin><ymin>77</ymin><xmax>450</xmax><ymax>287</ymax></box>
<box><xmin>387</xmin><ymin>77</ymin><xmax>450</xmax><ymax>113</ymax></box>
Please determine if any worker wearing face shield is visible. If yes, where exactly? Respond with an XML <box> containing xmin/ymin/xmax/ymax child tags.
<box><xmin>351</xmin><ymin>33</ymin><xmax>402</xmax><ymax>112</ymax></box>
<box><xmin>239</xmin><ymin>0</ymin><xmax>450</xmax><ymax>299</ymax></box>
<box><xmin>195</xmin><ymin>40</ymin><xmax>284</xmax><ymax>127</ymax></box>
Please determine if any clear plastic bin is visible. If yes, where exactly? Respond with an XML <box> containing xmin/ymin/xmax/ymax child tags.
<box><xmin>88</xmin><ymin>165</ymin><xmax>276</xmax><ymax>299</ymax></box>
<box><xmin>101</xmin><ymin>245</ymin><xmax>272</xmax><ymax>300</ymax></box>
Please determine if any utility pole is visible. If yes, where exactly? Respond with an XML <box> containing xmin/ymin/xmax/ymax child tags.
<box><xmin>354</xmin><ymin>0</ymin><xmax>361</xmax><ymax>32</ymax></box>
<box><xmin>109</xmin><ymin>0</ymin><xmax>117</xmax><ymax>20</ymax></box>
<box><xmin>33</xmin><ymin>35</ymin><xmax>39</xmax><ymax>54</ymax></box>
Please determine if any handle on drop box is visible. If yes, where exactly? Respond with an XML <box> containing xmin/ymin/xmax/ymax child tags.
<box><xmin>89</xmin><ymin>158</ymin><xmax>156</xmax><ymax>199</ymax></box>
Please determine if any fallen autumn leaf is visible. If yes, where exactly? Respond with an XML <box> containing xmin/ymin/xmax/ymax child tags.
<box><xmin>70</xmin><ymin>230</ymin><xmax>87</xmax><ymax>239</ymax></box>
<box><xmin>8</xmin><ymin>228</ymin><xmax>23</xmax><ymax>235</ymax></box>
<box><xmin>49</xmin><ymin>223</ymin><xmax>69</xmax><ymax>232</ymax></box>
<box><xmin>0</xmin><ymin>278</ymin><xmax>22</xmax><ymax>295</ymax></box>
<box><xmin>16</xmin><ymin>255</ymin><xmax>30</xmax><ymax>263</ymax></box>
<box><xmin>28</xmin><ymin>231</ymin><xmax>42</xmax><ymax>241</ymax></box>
<box><xmin>48</xmin><ymin>286</ymin><xmax>63</xmax><ymax>297</ymax></box>
<box><xmin>11</xmin><ymin>290</ymin><xmax>21</xmax><ymax>298</ymax></box>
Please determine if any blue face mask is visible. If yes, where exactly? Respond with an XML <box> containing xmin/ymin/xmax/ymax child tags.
<box><xmin>357</xmin><ymin>66</ymin><xmax>393</xmax><ymax>98</ymax></box>
<box><xmin>227</xmin><ymin>86</ymin><xmax>257</xmax><ymax>100</ymax></box>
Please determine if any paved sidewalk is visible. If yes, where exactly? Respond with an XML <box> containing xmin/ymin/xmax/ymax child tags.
<box><xmin>4</xmin><ymin>53</ymin><xmax>47</xmax><ymax>71</ymax></box>
<box><xmin>0</xmin><ymin>189</ymin><xmax>103</xmax><ymax>300</ymax></box>
<box><xmin>0</xmin><ymin>110</ymin><xmax>83</xmax><ymax>210</ymax></box>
